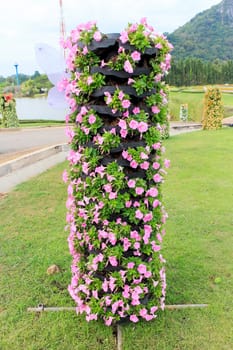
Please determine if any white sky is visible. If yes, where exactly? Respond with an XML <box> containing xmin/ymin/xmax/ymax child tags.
<box><xmin>0</xmin><ymin>0</ymin><xmax>221</xmax><ymax>77</ymax></box>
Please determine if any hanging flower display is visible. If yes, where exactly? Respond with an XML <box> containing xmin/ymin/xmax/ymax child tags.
<box><xmin>61</xmin><ymin>18</ymin><xmax>172</xmax><ymax>326</ymax></box>
<box><xmin>0</xmin><ymin>93</ymin><xmax>19</xmax><ymax>128</ymax></box>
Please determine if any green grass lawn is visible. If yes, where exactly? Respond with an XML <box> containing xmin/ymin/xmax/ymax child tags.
<box><xmin>0</xmin><ymin>128</ymin><xmax>232</xmax><ymax>349</ymax></box>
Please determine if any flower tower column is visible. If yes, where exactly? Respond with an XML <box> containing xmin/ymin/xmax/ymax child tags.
<box><xmin>62</xmin><ymin>19</ymin><xmax>173</xmax><ymax>326</ymax></box>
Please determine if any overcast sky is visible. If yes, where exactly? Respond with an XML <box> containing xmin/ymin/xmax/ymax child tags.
<box><xmin>0</xmin><ymin>0</ymin><xmax>221</xmax><ymax>77</ymax></box>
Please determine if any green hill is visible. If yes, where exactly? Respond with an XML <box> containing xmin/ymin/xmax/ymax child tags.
<box><xmin>167</xmin><ymin>0</ymin><xmax>233</xmax><ymax>61</ymax></box>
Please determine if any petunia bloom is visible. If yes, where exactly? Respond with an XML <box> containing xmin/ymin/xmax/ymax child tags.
<box><xmin>88</xmin><ymin>114</ymin><xmax>96</xmax><ymax>124</ymax></box>
<box><xmin>131</xmin><ymin>51</ymin><xmax>141</xmax><ymax>62</ymax></box>
<box><xmin>122</xmin><ymin>99</ymin><xmax>131</xmax><ymax>109</ymax></box>
<box><xmin>129</xmin><ymin>119</ymin><xmax>139</xmax><ymax>129</ymax></box>
<box><xmin>93</xmin><ymin>31</ymin><xmax>102</xmax><ymax>41</ymax></box>
<box><xmin>124</xmin><ymin>60</ymin><xmax>133</xmax><ymax>73</ymax></box>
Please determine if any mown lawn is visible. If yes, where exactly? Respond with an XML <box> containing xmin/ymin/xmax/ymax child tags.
<box><xmin>0</xmin><ymin>128</ymin><xmax>232</xmax><ymax>349</ymax></box>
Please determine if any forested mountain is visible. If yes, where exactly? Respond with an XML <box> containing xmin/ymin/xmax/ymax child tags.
<box><xmin>167</xmin><ymin>0</ymin><xmax>233</xmax><ymax>61</ymax></box>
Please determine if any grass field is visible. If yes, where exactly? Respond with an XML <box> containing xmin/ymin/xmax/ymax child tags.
<box><xmin>0</xmin><ymin>128</ymin><xmax>232</xmax><ymax>349</ymax></box>
<box><xmin>169</xmin><ymin>86</ymin><xmax>233</xmax><ymax>122</ymax></box>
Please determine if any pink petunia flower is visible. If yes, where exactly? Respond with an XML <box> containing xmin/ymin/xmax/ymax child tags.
<box><xmin>105</xmin><ymin>317</ymin><xmax>113</xmax><ymax>326</ymax></box>
<box><xmin>130</xmin><ymin>160</ymin><xmax>138</xmax><ymax>168</ymax></box>
<box><xmin>76</xmin><ymin>113</ymin><xmax>83</xmax><ymax>123</ymax></box>
<box><xmin>130</xmin><ymin>315</ymin><xmax>139</xmax><ymax>323</ymax></box>
<box><xmin>123</xmin><ymin>110</ymin><xmax>129</xmax><ymax>117</ymax></box>
<box><xmin>109</xmin><ymin>191</ymin><xmax>117</xmax><ymax>199</ymax></box>
<box><xmin>109</xmin><ymin>256</ymin><xmax>118</xmax><ymax>266</ymax></box>
<box><xmin>151</xmin><ymin>105</ymin><xmax>160</xmax><ymax>114</ymax></box>
<box><xmin>131</xmin><ymin>298</ymin><xmax>140</xmax><ymax>306</ymax></box>
<box><xmin>135</xmin><ymin>209</ymin><xmax>143</xmax><ymax>220</ymax></box>
<box><xmin>109</xmin><ymin>277</ymin><xmax>116</xmax><ymax>291</ymax></box>
<box><xmin>139</xmin><ymin>308</ymin><xmax>148</xmax><ymax>317</ymax></box>
<box><xmin>122</xmin><ymin>290</ymin><xmax>130</xmax><ymax>299</ymax></box>
<box><xmin>80</xmin><ymin>106</ymin><xmax>88</xmax><ymax>115</ymax></box>
<box><xmin>128</xmin><ymin>23</ymin><xmax>138</xmax><ymax>32</ymax></box>
<box><xmin>122</xmin><ymin>99</ymin><xmax>131</xmax><ymax>109</ymax></box>
<box><xmin>103</xmin><ymin>183</ymin><xmax>112</xmax><ymax>193</ymax></box>
<box><xmin>124</xmin><ymin>60</ymin><xmax>133</xmax><ymax>73</ymax></box>
<box><xmin>133</xmin><ymin>107</ymin><xmax>140</xmax><ymax>114</ymax></box>
<box><xmin>153</xmin><ymin>162</ymin><xmax>160</xmax><ymax>170</ymax></box>
<box><xmin>104</xmin><ymin>91</ymin><xmax>112</xmax><ymax>104</ymax></box>
<box><xmin>155</xmin><ymin>73</ymin><xmax>162</xmax><ymax>82</ymax></box>
<box><xmin>82</xmin><ymin>46</ymin><xmax>88</xmax><ymax>55</ymax></box>
<box><xmin>130</xmin><ymin>230</ymin><xmax>141</xmax><ymax>240</ymax></box>
<box><xmin>144</xmin><ymin>225</ymin><xmax>152</xmax><ymax>235</ymax></box>
<box><xmin>88</xmin><ymin>114</ymin><xmax>96</xmax><ymax>124</ymax></box>
<box><xmin>140</xmin><ymin>17</ymin><xmax>148</xmax><ymax>25</ymax></box>
<box><xmin>129</xmin><ymin>119</ymin><xmax>139</xmax><ymax>129</ymax></box>
<box><xmin>118</xmin><ymin>46</ymin><xmax>125</xmax><ymax>53</ymax></box>
<box><xmin>153</xmin><ymin>173</ymin><xmax>162</xmax><ymax>183</ymax></box>
<box><xmin>101</xmin><ymin>59</ymin><xmax>106</xmax><ymax>67</ymax></box>
<box><xmin>147</xmin><ymin>187</ymin><xmax>158</xmax><ymax>197</ymax></box>
<box><xmin>128</xmin><ymin>179</ymin><xmax>136</xmax><ymax>188</ymax></box>
<box><xmin>128</xmin><ymin>78</ymin><xmax>135</xmax><ymax>85</ymax></box>
<box><xmin>131</xmin><ymin>51</ymin><xmax>141</xmax><ymax>62</ymax></box>
<box><xmin>118</xmin><ymin>119</ymin><xmax>127</xmax><ymax>129</ymax></box>
<box><xmin>125</xmin><ymin>200</ymin><xmax>132</xmax><ymax>208</ymax></box>
<box><xmin>137</xmin><ymin>264</ymin><xmax>147</xmax><ymax>274</ymax></box>
<box><xmin>153</xmin><ymin>199</ymin><xmax>160</xmax><ymax>208</ymax></box>
<box><xmin>144</xmin><ymin>270</ymin><xmax>152</xmax><ymax>278</ymax></box>
<box><xmin>123</xmin><ymin>237</ymin><xmax>131</xmax><ymax>251</ymax></box>
<box><xmin>140</xmin><ymin>161</ymin><xmax>150</xmax><ymax>170</ymax></box>
<box><xmin>155</xmin><ymin>42</ymin><xmax>163</xmax><ymax>49</ymax></box>
<box><xmin>140</xmin><ymin>152</ymin><xmax>148</xmax><ymax>159</ymax></box>
<box><xmin>118</xmin><ymin>91</ymin><xmax>125</xmax><ymax>100</ymax></box>
<box><xmin>151</xmin><ymin>306</ymin><xmax>158</xmax><ymax>314</ymax></box>
<box><xmin>93</xmin><ymin>31</ymin><xmax>102</xmax><ymax>41</ymax></box>
<box><xmin>143</xmin><ymin>212</ymin><xmax>153</xmax><ymax>222</ymax></box>
<box><xmin>120</xmin><ymin>129</ymin><xmax>128</xmax><ymax>138</ymax></box>
<box><xmin>127</xmin><ymin>262</ymin><xmax>135</xmax><ymax>269</ymax></box>
<box><xmin>134</xmin><ymin>242</ymin><xmax>140</xmax><ymax>250</ymax></box>
<box><xmin>122</xmin><ymin>150</ymin><xmax>129</xmax><ymax>159</ymax></box>
<box><xmin>145</xmin><ymin>314</ymin><xmax>154</xmax><ymax>321</ymax></box>
<box><xmin>138</xmin><ymin>121</ymin><xmax>148</xmax><ymax>133</ymax></box>
<box><xmin>151</xmin><ymin>241</ymin><xmax>161</xmax><ymax>252</ymax></box>
<box><xmin>119</xmin><ymin>31</ymin><xmax>129</xmax><ymax>44</ymax></box>
<box><xmin>135</xmin><ymin>187</ymin><xmax>144</xmax><ymax>195</ymax></box>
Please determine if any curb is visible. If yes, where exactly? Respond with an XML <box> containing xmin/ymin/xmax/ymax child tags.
<box><xmin>0</xmin><ymin>127</ymin><xmax>21</xmax><ymax>133</ymax></box>
<box><xmin>0</xmin><ymin>143</ymin><xmax>69</xmax><ymax>177</ymax></box>
<box><xmin>171</xmin><ymin>124</ymin><xmax>202</xmax><ymax>130</ymax></box>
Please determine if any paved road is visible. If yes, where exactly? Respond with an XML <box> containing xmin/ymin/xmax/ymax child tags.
<box><xmin>0</xmin><ymin>127</ymin><xmax>67</xmax><ymax>155</ymax></box>
<box><xmin>0</xmin><ymin>123</ymin><xmax>203</xmax><ymax>157</ymax></box>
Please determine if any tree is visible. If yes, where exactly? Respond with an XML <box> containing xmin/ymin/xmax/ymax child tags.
<box><xmin>20</xmin><ymin>79</ymin><xmax>39</xmax><ymax>96</ymax></box>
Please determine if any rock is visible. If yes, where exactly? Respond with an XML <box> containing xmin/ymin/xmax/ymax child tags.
<box><xmin>47</xmin><ymin>264</ymin><xmax>60</xmax><ymax>275</ymax></box>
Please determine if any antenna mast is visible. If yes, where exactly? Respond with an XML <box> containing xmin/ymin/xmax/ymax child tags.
<box><xmin>59</xmin><ymin>0</ymin><xmax>66</xmax><ymax>56</ymax></box>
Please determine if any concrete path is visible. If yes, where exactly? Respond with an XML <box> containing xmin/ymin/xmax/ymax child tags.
<box><xmin>0</xmin><ymin>150</ymin><xmax>68</xmax><ymax>193</ymax></box>
<box><xmin>0</xmin><ymin>126</ymin><xmax>66</xmax><ymax>162</ymax></box>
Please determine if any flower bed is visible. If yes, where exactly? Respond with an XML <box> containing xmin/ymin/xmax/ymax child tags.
<box><xmin>61</xmin><ymin>18</ymin><xmax>172</xmax><ymax>326</ymax></box>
